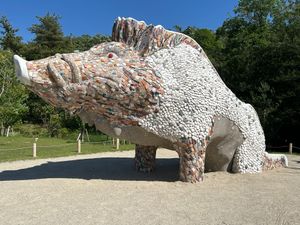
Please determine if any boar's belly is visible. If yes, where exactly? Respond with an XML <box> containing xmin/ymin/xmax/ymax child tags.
<box><xmin>78</xmin><ymin>111</ymin><xmax>175</xmax><ymax>149</ymax></box>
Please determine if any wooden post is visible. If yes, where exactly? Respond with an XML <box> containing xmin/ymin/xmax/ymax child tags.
<box><xmin>32</xmin><ymin>142</ymin><xmax>37</xmax><ymax>158</ymax></box>
<box><xmin>32</xmin><ymin>138</ymin><xmax>38</xmax><ymax>158</ymax></box>
<box><xmin>76</xmin><ymin>133</ymin><xmax>81</xmax><ymax>141</ymax></box>
<box><xmin>289</xmin><ymin>143</ymin><xmax>293</xmax><ymax>154</ymax></box>
<box><xmin>116</xmin><ymin>138</ymin><xmax>120</xmax><ymax>150</ymax></box>
<box><xmin>112</xmin><ymin>138</ymin><xmax>115</xmax><ymax>146</ymax></box>
<box><xmin>77</xmin><ymin>139</ymin><xmax>81</xmax><ymax>154</ymax></box>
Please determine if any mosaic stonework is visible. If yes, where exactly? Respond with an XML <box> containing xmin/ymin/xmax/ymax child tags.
<box><xmin>263</xmin><ymin>153</ymin><xmax>288</xmax><ymax>170</ymax></box>
<box><xmin>135</xmin><ymin>145</ymin><xmax>157</xmax><ymax>172</ymax></box>
<box><xmin>14</xmin><ymin>17</ymin><xmax>288</xmax><ymax>183</ymax></box>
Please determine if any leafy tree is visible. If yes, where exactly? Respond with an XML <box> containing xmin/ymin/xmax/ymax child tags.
<box><xmin>217</xmin><ymin>0</ymin><xmax>300</xmax><ymax>146</ymax></box>
<box><xmin>173</xmin><ymin>25</ymin><xmax>183</xmax><ymax>33</ymax></box>
<box><xmin>0</xmin><ymin>51</ymin><xmax>28</xmax><ymax>134</ymax></box>
<box><xmin>0</xmin><ymin>16</ymin><xmax>23</xmax><ymax>54</ymax></box>
<box><xmin>69</xmin><ymin>34</ymin><xmax>110</xmax><ymax>52</ymax></box>
<box><xmin>181</xmin><ymin>27</ymin><xmax>223</xmax><ymax>69</ymax></box>
<box><xmin>24</xmin><ymin>92</ymin><xmax>55</xmax><ymax>124</ymax></box>
<box><xmin>29</xmin><ymin>13</ymin><xmax>64</xmax><ymax>49</ymax></box>
<box><xmin>23</xmin><ymin>13</ymin><xmax>72</xmax><ymax>60</ymax></box>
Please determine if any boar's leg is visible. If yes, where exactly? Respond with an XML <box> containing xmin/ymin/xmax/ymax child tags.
<box><xmin>135</xmin><ymin>144</ymin><xmax>157</xmax><ymax>172</ymax></box>
<box><xmin>176</xmin><ymin>141</ymin><xmax>206</xmax><ymax>183</ymax></box>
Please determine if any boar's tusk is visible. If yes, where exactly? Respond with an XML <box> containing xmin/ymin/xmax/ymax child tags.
<box><xmin>62</xmin><ymin>55</ymin><xmax>82</xmax><ymax>83</ymax></box>
<box><xmin>13</xmin><ymin>55</ymin><xmax>31</xmax><ymax>86</ymax></box>
<box><xmin>47</xmin><ymin>62</ymin><xmax>66</xmax><ymax>87</ymax></box>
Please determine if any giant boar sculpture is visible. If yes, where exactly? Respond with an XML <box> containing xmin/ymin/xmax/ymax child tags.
<box><xmin>14</xmin><ymin>17</ymin><xmax>287</xmax><ymax>183</ymax></box>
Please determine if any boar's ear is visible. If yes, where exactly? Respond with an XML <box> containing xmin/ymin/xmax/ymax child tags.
<box><xmin>112</xmin><ymin>17</ymin><xmax>204</xmax><ymax>56</ymax></box>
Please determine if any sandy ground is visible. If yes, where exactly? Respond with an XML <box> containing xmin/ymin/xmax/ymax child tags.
<box><xmin>0</xmin><ymin>149</ymin><xmax>299</xmax><ymax>225</ymax></box>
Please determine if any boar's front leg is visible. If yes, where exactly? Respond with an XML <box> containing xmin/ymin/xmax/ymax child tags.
<box><xmin>176</xmin><ymin>141</ymin><xmax>206</xmax><ymax>183</ymax></box>
<box><xmin>134</xmin><ymin>144</ymin><xmax>157</xmax><ymax>172</ymax></box>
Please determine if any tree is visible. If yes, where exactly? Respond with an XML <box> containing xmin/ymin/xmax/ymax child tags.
<box><xmin>29</xmin><ymin>13</ymin><xmax>64</xmax><ymax>48</ymax></box>
<box><xmin>24</xmin><ymin>13</ymin><xmax>71</xmax><ymax>60</ymax></box>
<box><xmin>0</xmin><ymin>50</ymin><xmax>28</xmax><ymax>135</ymax></box>
<box><xmin>216</xmin><ymin>0</ymin><xmax>300</xmax><ymax>146</ymax></box>
<box><xmin>0</xmin><ymin>16</ymin><xmax>23</xmax><ymax>54</ymax></box>
<box><xmin>69</xmin><ymin>34</ymin><xmax>110</xmax><ymax>52</ymax></box>
<box><xmin>182</xmin><ymin>27</ymin><xmax>223</xmax><ymax>69</ymax></box>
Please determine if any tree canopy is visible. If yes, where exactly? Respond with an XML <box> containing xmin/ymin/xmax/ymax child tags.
<box><xmin>0</xmin><ymin>51</ymin><xmax>28</xmax><ymax>128</ymax></box>
<box><xmin>216</xmin><ymin>0</ymin><xmax>300</xmax><ymax>145</ymax></box>
<box><xmin>0</xmin><ymin>16</ymin><xmax>23</xmax><ymax>54</ymax></box>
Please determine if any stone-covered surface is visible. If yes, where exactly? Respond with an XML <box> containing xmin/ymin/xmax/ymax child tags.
<box><xmin>23</xmin><ymin>42</ymin><xmax>164</xmax><ymax>126</ymax></box>
<box><xmin>263</xmin><ymin>153</ymin><xmax>288</xmax><ymax>170</ymax></box>
<box><xmin>176</xmin><ymin>141</ymin><xmax>207</xmax><ymax>183</ymax></box>
<box><xmin>14</xmin><ymin>17</ymin><xmax>288</xmax><ymax>183</ymax></box>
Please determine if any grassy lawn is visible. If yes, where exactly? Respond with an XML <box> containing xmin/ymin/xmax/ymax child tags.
<box><xmin>0</xmin><ymin>136</ymin><xmax>134</xmax><ymax>163</ymax></box>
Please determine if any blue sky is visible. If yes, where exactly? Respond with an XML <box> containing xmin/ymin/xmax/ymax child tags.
<box><xmin>0</xmin><ymin>0</ymin><xmax>239</xmax><ymax>42</ymax></box>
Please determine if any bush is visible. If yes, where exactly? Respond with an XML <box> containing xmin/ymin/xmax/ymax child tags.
<box><xmin>14</xmin><ymin>123</ymin><xmax>48</xmax><ymax>137</ymax></box>
<box><xmin>58</xmin><ymin>128</ymin><xmax>69</xmax><ymax>139</ymax></box>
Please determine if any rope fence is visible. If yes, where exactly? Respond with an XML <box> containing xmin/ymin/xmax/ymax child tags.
<box><xmin>266</xmin><ymin>146</ymin><xmax>290</xmax><ymax>149</ymax></box>
<box><xmin>0</xmin><ymin>138</ymin><xmax>129</xmax><ymax>157</ymax></box>
<box><xmin>0</xmin><ymin>146</ymin><xmax>32</xmax><ymax>151</ymax></box>
<box><xmin>0</xmin><ymin>139</ymin><xmax>298</xmax><ymax>158</ymax></box>
<box><xmin>267</xmin><ymin>143</ymin><xmax>299</xmax><ymax>154</ymax></box>
<box><xmin>37</xmin><ymin>143</ymin><xmax>75</xmax><ymax>148</ymax></box>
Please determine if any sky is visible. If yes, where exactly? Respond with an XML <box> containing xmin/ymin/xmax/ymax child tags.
<box><xmin>0</xmin><ymin>0</ymin><xmax>239</xmax><ymax>42</ymax></box>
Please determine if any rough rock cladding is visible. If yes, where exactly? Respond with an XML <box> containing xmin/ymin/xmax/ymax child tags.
<box><xmin>113</xmin><ymin>17</ymin><xmax>266</xmax><ymax>173</ymax></box>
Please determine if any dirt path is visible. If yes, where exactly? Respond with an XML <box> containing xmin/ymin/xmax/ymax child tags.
<box><xmin>0</xmin><ymin>149</ymin><xmax>299</xmax><ymax>225</ymax></box>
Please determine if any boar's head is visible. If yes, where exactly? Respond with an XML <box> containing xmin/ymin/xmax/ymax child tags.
<box><xmin>14</xmin><ymin>17</ymin><xmax>202</xmax><ymax>126</ymax></box>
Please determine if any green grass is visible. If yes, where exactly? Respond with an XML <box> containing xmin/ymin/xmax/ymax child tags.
<box><xmin>0</xmin><ymin>136</ymin><xmax>134</xmax><ymax>163</ymax></box>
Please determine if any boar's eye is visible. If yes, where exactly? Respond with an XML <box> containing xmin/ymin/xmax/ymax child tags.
<box><xmin>107</xmin><ymin>53</ymin><xmax>114</xmax><ymax>59</ymax></box>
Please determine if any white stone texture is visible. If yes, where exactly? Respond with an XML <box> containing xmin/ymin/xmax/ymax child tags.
<box><xmin>140</xmin><ymin>44</ymin><xmax>265</xmax><ymax>173</ymax></box>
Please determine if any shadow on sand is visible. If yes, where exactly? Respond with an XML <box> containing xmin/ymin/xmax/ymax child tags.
<box><xmin>0</xmin><ymin>158</ymin><xmax>180</xmax><ymax>182</ymax></box>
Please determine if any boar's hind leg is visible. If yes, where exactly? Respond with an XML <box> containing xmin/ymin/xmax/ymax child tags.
<box><xmin>135</xmin><ymin>144</ymin><xmax>157</xmax><ymax>172</ymax></box>
<box><xmin>176</xmin><ymin>141</ymin><xmax>206</xmax><ymax>183</ymax></box>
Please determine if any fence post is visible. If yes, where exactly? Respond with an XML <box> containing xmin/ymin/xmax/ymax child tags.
<box><xmin>32</xmin><ymin>142</ymin><xmax>37</xmax><ymax>158</ymax></box>
<box><xmin>116</xmin><ymin>138</ymin><xmax>120</xmax><ymax>150</ymax></box>
<box><xmin>289</xmin><ymin>143</ymin><xmax>293</xmax><ymax>154</ymax></box>
<box><xmin>77</xmin><ymin>139</ymin><xmax>81</xmax><ymax>154</ymax></box>
<box><xmin>32</xmin><ymin>138</ymin><xmax>38</xmax><ymax>158</ymax></box>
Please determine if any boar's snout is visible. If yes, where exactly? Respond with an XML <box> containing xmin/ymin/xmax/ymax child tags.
<box><xmin>14</xmin><ymin>55</ymin><xmax>31</xmax><ymax>86</ymax></box>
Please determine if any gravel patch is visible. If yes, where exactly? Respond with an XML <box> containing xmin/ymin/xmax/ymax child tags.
<box><xmin>0</xmin><ymin>149</ymin><xmax>299</xmax><ymax>225</ymax></box>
